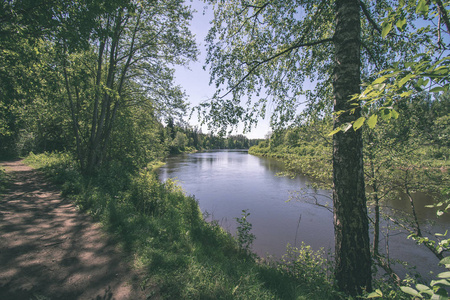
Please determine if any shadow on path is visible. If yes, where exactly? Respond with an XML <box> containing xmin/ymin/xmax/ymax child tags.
<box><xmin>0</xmin><ymin>160</ymin><xmax>148</xmax><ymax>300</ymax></box>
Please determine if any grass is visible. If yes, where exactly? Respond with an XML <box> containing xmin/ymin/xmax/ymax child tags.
<box><xmin>0</xmin><ymin>165</ymin><xmax>9</xmax><ymax>194</ymax></box>
<box><xmin>23</xmin><ymin>152</ymin><xmax>342</xmax><ymax>300</ymax></box>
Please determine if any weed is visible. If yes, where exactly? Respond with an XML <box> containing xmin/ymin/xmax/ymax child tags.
<box><xmin>235</xmin><ymin>209</ymin><xmax>256</xmax><ymax>254</ymax></box>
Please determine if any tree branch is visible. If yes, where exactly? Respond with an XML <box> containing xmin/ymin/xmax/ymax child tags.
<box><xmin>360</xmin><ymin>0</ymin><xmax>382</xmax><ymax>34</ymax></box>
<box><xmin>220</xmin><ymin>38</ymin><xmax>333</xmax><ymax>99</ymax></box>
<box><xmin>436</xmin><ymin>0</ymin><xmax>450</xmax><ymax>34</ymax></box>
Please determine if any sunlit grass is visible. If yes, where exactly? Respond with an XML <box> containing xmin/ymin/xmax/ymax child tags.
<box><xmin>24</xmin><ymin>152</ymin><xmax>342</xmax><ymax>299</ymax></box>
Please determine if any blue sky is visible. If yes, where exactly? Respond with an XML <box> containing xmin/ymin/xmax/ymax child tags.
<box><xmin>173</xmin><ymin>0</ymin><xmax>272</xmax><ymax>139</ymax></box>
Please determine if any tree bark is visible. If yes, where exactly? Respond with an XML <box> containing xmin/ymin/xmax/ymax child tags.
<box><xmin>332</xmin><ymin>0</ymin><xmax>372</xmax><ymax>295</ymax></box>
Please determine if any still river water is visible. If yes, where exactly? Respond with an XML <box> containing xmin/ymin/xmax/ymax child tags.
<box><xmin>158</xmin><ymin>150</ymin><xmax>449</xmax><ymax>278</ymax></box>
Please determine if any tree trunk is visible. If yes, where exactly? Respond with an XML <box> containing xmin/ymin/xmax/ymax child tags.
<box><xmin>332</xmin><ymin>0</ymin><xmax>372</xmax><ymax>295</ymax></box>
<box><xmin>367</xmin><ymin>132</ymin><xmax>380</xmax><ymax>255</ymax></box>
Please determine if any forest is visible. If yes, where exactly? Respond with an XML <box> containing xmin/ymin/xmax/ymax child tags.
<box><xmin>1</xmin><ymin>0</ymin><xmax>449</xmax><ymax>299</ymax></box>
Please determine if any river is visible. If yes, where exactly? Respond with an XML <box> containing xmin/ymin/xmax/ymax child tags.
<box><xmin>158</xmin><ymin>150</ymin><xmax>449</xmax><ymax>280</ymax></box>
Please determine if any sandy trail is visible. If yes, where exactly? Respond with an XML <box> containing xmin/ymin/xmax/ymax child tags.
<box><xmin>0</xmin><ymin>160</ymin><xmax>148</xmax><ymax>300</ymax></box>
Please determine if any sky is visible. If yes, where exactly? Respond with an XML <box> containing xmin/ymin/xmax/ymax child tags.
<box><xmin>173</xmin><ymin>1</ymin><xmax>272</xmax><ymax>139</ymax></box>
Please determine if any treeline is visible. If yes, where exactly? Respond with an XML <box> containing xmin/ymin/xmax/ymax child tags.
<box><xmin>250</xmin><ymin>92</ymin><xmax>450</xmax><ymax>284</ymax></box>
<box><xmin>166</xmin><ymin>118</ymin><xmax>261</xmax><ymax>154</ymax></box>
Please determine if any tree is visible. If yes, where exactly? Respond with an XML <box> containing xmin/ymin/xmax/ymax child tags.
<box><xmin>172</xmin><ymin>131</ymin><xmax>187</xmax><ymax>151</ymax></box>
<box><xmin>196</xmin><ymin>0</ymin><xmax>423</xmax><ymax>294</ymax></box>
<box><xmin>56</xmin><ymin>0</ymin><xmax>196</xmax><ymax>173</ymax></box>
<box><xmin>352</xmin><ymin>0</ymin><xmax>450</xmax><ymax>130</ymax></box>
<box><xmin>331</xmin><ymin>1</ymin><xmax>372</xmax><ymax>293</ymax></box>
<box><xmin>0</xmin><ymin>0</ymin><xmax>69</xmax><ymax>158</ymax></box>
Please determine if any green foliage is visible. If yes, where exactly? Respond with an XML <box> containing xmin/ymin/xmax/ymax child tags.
<box><xmin>0</xmin><ymin>166</ymin><xmax>9</xmax><ymax>194</ymax></box>
<box><xmin>172</xmin><ymin>132</ymin><xmax>188</xmax><ymax>152</ymax></box>
<box><xmin>399</xmin><ymin>257</ymin><xmax>450</xmax><ymax>299</ymax></box>
<box><xmin>279</xmin><ymin>243</ymin><xmax>329</xmax><ymax>286</ymax></box>
<box><xmin>351</xmin><ymin>0</ymin><xmax>450</xmax><ymax>131</ymax></box>
<box><xmin>251</xmin><ymin>93</ymin><xmax>450</xmax><ymax>297</ymax></box>
<box><xmin>25</xmin><ymin>152</ymin><xmax>83</xmax><ymax>196</ymax></box>
<box><xmin>0</xmin><ymin>0</ymin><xmax>198</xmax><ymax>170</ymax></box>
<box><xmin>167</xmin><ymin>122</ymin><xmax>261</xmax><ymax>153</ymax></box>
<box><xmin>235</xmin><ymin>210</ymin><xmax>256</xmax><ymax>254</ymax></box>
<box><xmin>249</xmin><ymin>119</ymin><xmax>333</xmax><ymax>189</ymax></box>
<box><xmin>25</xmin><ymin>152</ymin><xmax>340</xmax><ymax>299</ymax></box>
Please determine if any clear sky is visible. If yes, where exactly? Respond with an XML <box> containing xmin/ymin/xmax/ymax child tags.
<box><xmin>173</xmin><ymin>0</ymin><xmax>272</xmax><ymax>139</ymax></box>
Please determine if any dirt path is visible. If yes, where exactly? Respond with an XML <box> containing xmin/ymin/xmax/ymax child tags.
<box><xmin>0</xmin><ymin>160</ymin><xmax>149</xmax><ymax>300</ymax></box>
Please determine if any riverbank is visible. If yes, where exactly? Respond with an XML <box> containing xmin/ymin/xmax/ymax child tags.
<box><xmin>18</xmin><ymin>152</ymin><xmax>340</xmax><ymax>299</ymax></box>
<box><xmin>248</xmin><ymin>124</ymin><xmax>450</xmax><ymax>296</ymax></box>
<box><xmin>248</xmin><ymin>141</ymin><xmax>332</xmax><ymax>190</ymax></box>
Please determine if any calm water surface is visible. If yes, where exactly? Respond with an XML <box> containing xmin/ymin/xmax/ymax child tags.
<box><xmin>158</xmin><ymin>150</ymin><xmax>448</xmax><ymax>278</ymax></box>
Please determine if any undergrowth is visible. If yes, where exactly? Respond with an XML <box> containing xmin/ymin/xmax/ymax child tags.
<box><xmin>0</xmin><ymin>166</ymin><xmax>9</xmax><ymax>194</ymax></box>
<box><xmin>24</xmin><ymin>152</ymin><xmax>341</xmax><ymax>300</ymax></box>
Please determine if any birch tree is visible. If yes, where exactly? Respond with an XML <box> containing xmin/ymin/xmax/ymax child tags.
<box><xmin>196</xmin><ymin>0</ymin><xmax>422</xmax><ymax>295</ymax></box>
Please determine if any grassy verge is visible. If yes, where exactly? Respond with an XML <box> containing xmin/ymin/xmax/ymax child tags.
<box><xmin>249</xmin><ymin>143</ymin><xmax>332</xmax><ymax>190</ymax></box>
<box><xmin>24</xmin><ymin>152</ymin><xmax>341</xmax><ymax>300</ymax></box>
<box><xmin>0</xmin><ymin>165</ymin><xmax>9</xmax><ymax>194</ymax></box>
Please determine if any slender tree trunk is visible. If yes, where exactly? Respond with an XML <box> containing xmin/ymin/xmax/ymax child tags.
<box><xmin>372</xmin><ymin>182</ymin><xmax>380</xmax><ymax>255</ymax></box>
<box><xmin>403</xmin><ymin>170</ymin><xmax>422</xmax><ymax>236</ymax></box>
<box><xmin>61</xmin><ymin>45</ymin><xmax>84</xmax><ymax>171</ymax></box>
<box><xmin>332</xmin><ymin>0</ymin><xmax>372</xmax><ymax>295</ymax></box>
<box><xmin>367</xmin><ymin>132</ymin><xmax>380</xmax><ymax>255</ymax></box>
<box><xmin>86</xmin><ymin>10</ymin><xmax>123</xmax><ymax>174</ymax></box>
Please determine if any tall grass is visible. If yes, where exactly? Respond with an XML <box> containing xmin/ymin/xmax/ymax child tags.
<box><xmin>24</xmin><ymin>152</ymin><xmax>342</xmax><ymax>299</ymax></box>
<box><xmin>0</xmin><ymin>166</ymin><xmax>8</xmax><ymax>194</ymax></box>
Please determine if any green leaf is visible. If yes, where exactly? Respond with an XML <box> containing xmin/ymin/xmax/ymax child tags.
<box><xmin>328</xmin><ymin>128</ymin><xmax>341</xmax><ymax>136</ymax></box>
<box><xmin>400</xmin><ymin>90</ymin><xmax>413</xmax><ymax>97</ymax></box>
<box><xmin>391</xmin><ymin>109</ymin><xmax>399</xmax><ymax>119</ymax></box>
<box><xmin>400</xmin><ymin>286</ymin><xmax>422</xmax><ymax>297</ymax></box>
<box><xmin>416</xmin><ymin>0</ymin><xmax>429</xmax><ymax>15</ymax></box>
<box><xmin>382</xmin><ymin>22</ymin><xmax>393</xmax><ymax>38</ymax></box>
<box><xmin>373</xmin><ymin>76</ymin><xmax>387</xmax><ymax>84</ymax></box>
<box><xmin>367</xmin><ymin>289</ymin><xmax>383</xmax><ymax>298</ymax></box>
<box><xmin>430</xmin><ymin>87</ymin><xmax>445</xmax><ymax>93</ymax></box>
<box><xmin>431</xmin><ymin>279</ymin><xmax>450</xmax><ymax>287</ymax></box>
<box><xmin>416</xmin><ymin>284</ymin><xmax>433</xmax><ymax>296</ymax></box>
<box><xmin>438</xmin><ymin>272</ymin><xmax>450</xmax><ymax>279</ymax></box>
<box><xmin>439</xmin><ymin>257</ymin><xmax>450</xmax><ymax>266</ymax></box>
<box><xmin>396</xmin><ymin>17</ymin><xmax>407</xmax><ymax>31</ymax></box>
<box><xmin>398</xmin><ymin>73</ymin><xmax>414</xmax><ymax>87</ymax></box>
<box><xmin>353</xmin><ymin>117</ymin><xmax>365</xmax><ymax>130</ymax></box>
<box><xmin>367</xmin><ymin>114</ymin><xmax>378</xmax><ymax>129</ymax></box>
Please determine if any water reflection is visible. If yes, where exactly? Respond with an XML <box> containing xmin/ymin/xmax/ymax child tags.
<box><xmin>158</xmin><ymin>150</ymin><xmax>449</xmax><ymax>281</ymax></box>
<box><xmin>158</xmin><ymin>150</ymin><xmax>334</xmax><ymax>257</ymax></box>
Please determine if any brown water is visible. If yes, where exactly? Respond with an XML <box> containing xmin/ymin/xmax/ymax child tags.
<box><xmin>158</xmin><ymin>150</ymin><xmax>449</xmax><ymax>280</ymax></box>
